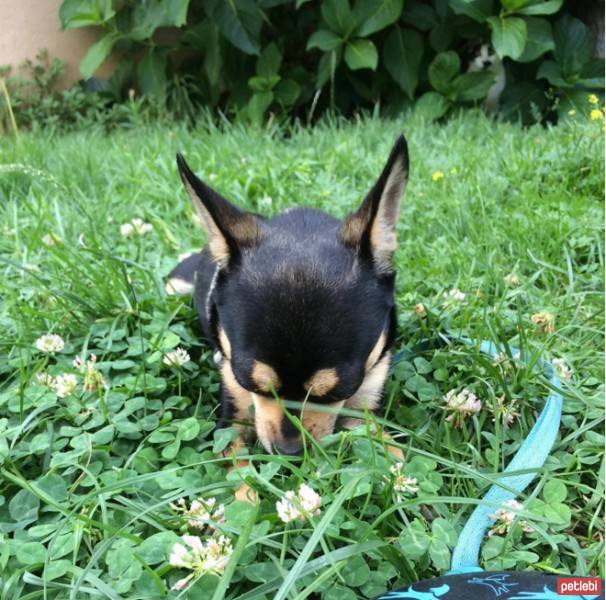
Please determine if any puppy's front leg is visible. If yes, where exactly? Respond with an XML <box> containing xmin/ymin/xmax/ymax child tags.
<box><xmin>221</xmin><ymin>432</ymin><xmax>259</xmax><ymax>503</ymax></box>
<box><xmin>379</xmin><ymin>429</ymin><xmax>404</xmax><ymax>461</ymax></box>
<box><xmin>217</xmin><ymin>383</ymin><xmax>259</xmax><ymax>503</ymax></box>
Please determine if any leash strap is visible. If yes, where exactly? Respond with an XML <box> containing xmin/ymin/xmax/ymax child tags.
<box><xmin>448</xmin><ymin>339</ymin><xmax>563</xmax><ymax>573</ymax></box>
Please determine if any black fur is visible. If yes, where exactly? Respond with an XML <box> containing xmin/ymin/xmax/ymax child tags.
<box><xmin>169</xmin><ymin>135</ymin><xmax>409</xmax><ymax>453</ymax></box>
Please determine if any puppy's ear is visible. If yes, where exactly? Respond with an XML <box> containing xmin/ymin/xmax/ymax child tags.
<box><xmin>176</xmin><ymin>153</ymin><xmax>260</xmax><ymax>267</ymax></box>
<box><xmin>339</xmin><ymin>135</ymin><xmax>409</xmax><ymax>275</ymax></box>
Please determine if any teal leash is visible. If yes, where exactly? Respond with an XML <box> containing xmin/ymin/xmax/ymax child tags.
<box><xmin>391</xmin><ymin>336</ymin><xmax>563</xmax><ymax>574</ymax></box>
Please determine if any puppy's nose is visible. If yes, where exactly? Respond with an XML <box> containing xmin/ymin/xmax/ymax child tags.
<box><xmin>273</xmin><ymin>439</ymin><xmax>303</xmax><ymax>455</ymax></box>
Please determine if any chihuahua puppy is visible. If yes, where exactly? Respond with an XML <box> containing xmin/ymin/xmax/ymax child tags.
<box><xmin>167</xmin><ymin>135</ymin><xmax>408</xmax><ymax>459</ymax></box>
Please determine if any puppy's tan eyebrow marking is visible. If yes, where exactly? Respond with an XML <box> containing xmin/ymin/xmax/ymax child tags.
<box><xmin>252</xmin><ymin>360</ymin><xmax>281</xmax><ymax>392</ymax></box>
<box><xmin>365</xmin><ymin>331</ymin><xmax>386</xmax><ymax>371</ymax></box>
<box><xmin>218</xmin><ymin>328</ymin><xmax>232</xmax><ymax>360</ymax></box>
<box><xmin>304</xmin><ymin>368</ymin><xmax>339</xmax><ymax>396</ymax></box>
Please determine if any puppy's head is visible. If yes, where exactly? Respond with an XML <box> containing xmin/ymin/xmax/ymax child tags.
<box><xmin>177</xmin><ymin>136</ymin><xmax>409</xmax><ymax>454</ymax></box>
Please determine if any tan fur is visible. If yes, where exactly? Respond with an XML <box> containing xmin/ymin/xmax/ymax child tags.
<box><xmin>252</xmin><ymin>360</ymin><xmax>281</xmax><ymax>392</ymax></box>
<box><xmin>304</xmin><ymin>367</ymin><xmax>339</xmax><ymax>396</ymax></box>
<box><xmin>221</xmin><ymin>360</ymin><xmax>252</xmax><ymax>422</ymax></box>
<box><xmin>183</xmin><ymin>179</ymin><xmax>259</xmax><ymax>267</ymax></box>
<box><xmin>218</xmin><ymin>328</ymin><xmax>232</xmax><ymax>360</ymax></box>
<box><xmin>252</xmin><ymin>393</ymin><xmax>344</xmax><ymax>453</ymax></box>
<box><xmin>365</xmin><ymin>331</ymin><xmax>386</xmax><ymax>371</ymax></box>
<box><xmin>165</xmin><ymin>277</ymin><xmax>194</xmax><ymax>296</ymax></box>
<box><xmin>184</xmin><ymin>177</ymin><xmax>231</xmax><ymax>266</ymax></box>
<box><xmin>339</xmin><ymin>160</ymin><xmax>407</xmax><ymax>274</ymax></box>
<box><xmin>369</xmin><ymin>161</ymin><xmax>407</xmax><ymax>274</ymax></box>
<box><xmin>300</xmin><ymin>400</ymin><xmax>344</xmax><ymax>440</ymax></box>
<box><xmin>252</xmin><ymin>393</ymin><xmax>284</xmax><ymax>452</ymax></box>
<box><xmin>342</xmin><ymin>352</ymin><xmax>391</xmax><ymax>429</ymax></box>
<box><xmin>222</xmin><ymin>434</ymin><xmax>259</xmax><ymax>503</ymax></box>
<box><xmin>381</xmin><ymin>430</ymin><xmax>404</xmax><ymax>460</ymax></box>
<box><xmin>339</xmin><ymin>211</ymin><xmax>368</xmax><ymax>246</ymax></box>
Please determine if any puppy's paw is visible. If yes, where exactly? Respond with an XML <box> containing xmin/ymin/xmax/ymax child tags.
<box><xmin>380</xmin><ymin>431</ymin><xmax>404</xmax><ymax>461</ymax></box>
<box><xmin>387</xmin><ymin>445</ymin><xmax>404</xmax><ymax>461</ymax></box>
<box><xmin>235</xmin><ymin>482</ymin><xmax>259</xmax><ymax>504</ymax></box>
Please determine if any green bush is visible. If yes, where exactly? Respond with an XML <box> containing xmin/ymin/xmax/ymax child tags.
<box><xmin>0</xmin><ymin>51</ymin><xmax>110</xmax><ymax>132</ymax></box>
<box><xmin>0</xmin><ymin>51</ymin><xmax>183</xmax><ymax>134</ymax></box>
<box><xmin>58</xmin><ymin>0</ymin><xmax>604</xmax><ymax>124</ymax></box>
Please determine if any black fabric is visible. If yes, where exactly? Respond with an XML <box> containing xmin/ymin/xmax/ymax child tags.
<box><xmin>374</xmin><ymin>572</ymin><xmax>604</xmax><ymax>599</ymax></box>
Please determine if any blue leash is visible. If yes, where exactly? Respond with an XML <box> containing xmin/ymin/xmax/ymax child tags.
<box><xmin>393</xmin><ymin>336</ymin><xmax>563</xmax><ymax>574</ymax></box>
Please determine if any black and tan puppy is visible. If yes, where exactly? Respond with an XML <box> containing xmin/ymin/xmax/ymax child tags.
<box><xmin>167</xmin><ymin>135</ymin><xmax>408</xmax><ymax>462</ymax></box>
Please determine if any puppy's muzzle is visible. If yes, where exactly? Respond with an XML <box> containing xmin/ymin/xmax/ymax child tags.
<box><xmin>273</xmin><ymin>438</ymin><xmax>303</xmax><ymax>456</ymax></box>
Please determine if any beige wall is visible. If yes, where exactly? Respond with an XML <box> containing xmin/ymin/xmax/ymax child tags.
<box><xmin>0</xmin><ymin>0</ymin><xmax>115</xmax><ymax>86</ymax></box>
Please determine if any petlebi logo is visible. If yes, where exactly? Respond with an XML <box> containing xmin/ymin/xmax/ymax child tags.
<box><xmin>557</xmin><ymin>577</ymin><xmax>602</xmax><ymax>598</ymax></box>
<box><xmin>508</xmin><ymin>586</ymin><xmax>601</xmax><ymax>600</ymax></box>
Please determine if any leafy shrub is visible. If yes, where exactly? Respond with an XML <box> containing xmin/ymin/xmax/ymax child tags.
<box><xmin>58</xmin><ymin>0</ymin><xmax>604</xmax><ymax>124</ymax></box>
<box><xmin>0</xmin><ymin>50</ymin><xmax>190</xmax><ymax>134</ymax></box>
<box><xmin>0</xmin><ymin>51</ymin><xmax>113</xmax><ymax>132</ymax></box>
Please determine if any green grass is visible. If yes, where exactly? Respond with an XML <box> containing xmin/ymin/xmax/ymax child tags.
<box><xmin>0</xmin><ymin>107</ymin><xmax>604</xmax><ymax>599</ymax></box>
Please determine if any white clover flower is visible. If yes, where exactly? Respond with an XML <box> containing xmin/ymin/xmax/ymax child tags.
<box><xmin>276</xmin><ymin>490</ymin><xmax>302</xmax><ymax>523</ymax></box>
<box><xmin>120</xmin><ymin>217</ymin><xmax>152</xmax><ymax>237</ymax></box>
<box><xmin>171</xmin><ymin>497</ymin><xmax>225</xmax><ymax>531</ymax></box>
<box><xmin>36</xmin><ymin>372</ymin><xmax>56</xmax><ymax>387</ymax></box>
<box><xmin>297</xmin><ymin>484</ymin><xmax>322</xmax><ymax>516</ymax></box>
<box><xmin>172</xmin><ymin>576</ymin><xmax>192</xmax><ymax>591</ymax></box>
<box><xmin>276</xmin><ymin>484</ymin><xmax>322</xmax><ymax>523</ymax></box>
<box><xmin>34</xmin><ymin>334</ymin><xmax>65</xmax><ymax>354</ymax></box>
<box><xmin>389</xmin><ymin>463</ymin><xmax>419</xmax><ymax>495</ymax></box>
<box><xmin>531</xmin><ymin>311</ymin><xmax>555</xmax><ymax>334</ymax></box>
<box><xmin>73</xmin><ymin>354</ymin><xmax>106</xmax><ymax>392</ymax></box>
<box><xmin>504</xmin><ymin>273</ymin><xmax>521</xmax><ymax>287</ymax></box>
<box><xmin>552</xmin><ymin>358</ymin><xmax>572</xmax><ymax>381</ymax></box>
<box><xmin>120</xmin><ymin>222</ymin><xmax>135</xmax><ymax>237</ymax></box>
<box><xmin>492</xmin><ymin>351</ymin><xmax>521</xmax><ymax>373</ymax></box>
<box><xmin>203</xmin><ymin>535</ymin><xmax>233</xmax><ymax>573</ymax></box>
<box><xmin>42</xmin><ymin>233</ymin><xmax>61</xmax><ymax>247</ymax></box>
<box><xmin>258</xmin><ymin>195</ymin><xmax>273</xmax><ymax>211</ymax></box>
<box><xmin>163</xmin><ymin>347</ymin><xmax>191</xmax><ymax>367</ymax></box>
<box><xmin>444</xmin><ymin>388</ymin><xmax>482</xmax><ymax>428</ymax></box>
<box><xmin>442</xmin><ymin>288</ymin><xmax>466</xmax><ymax>307</ymax></box>
<box><xmin>169</xmin><ymin>534</ymin><xmax>233</xmax><ymax>590</ymax></box>
<box><xmin>54</xmin><ymin>373</ymin><xmax>78</xmax><ymax>398</ymax></box>
<box><xmin>489</xmin><ymin>395</ymin><xmax>520</xmax><ymax>427</ymax></box>
<box><xmin>169</xmin><ymin>538</ymin><xmax>197</xmax><ymax>569</ymax></box>
<box><xmin>489</xmin><ymin>499</ymin><xmax>534</xmax><ymax>536</ymax></box>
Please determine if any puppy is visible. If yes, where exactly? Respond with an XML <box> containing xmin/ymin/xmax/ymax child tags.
<box><xmin>167</xmin><ymin>135</ymin><xmax>408</xmax><ymax>462</ymax></box>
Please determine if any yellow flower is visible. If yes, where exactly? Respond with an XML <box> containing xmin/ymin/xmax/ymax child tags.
<box><xmin>567</xmin><ymin>109</ymin><xmax>576</xmax><ymax>116</ymax></box>
<box><xmin>590</xmin><ymin>109</ymin><xmax>603</xmax><ymax>121</ymax></box>
<box><xmin>588</xmin><ymin>94</ymin><xmax>599</xmax><ymax>105</ymax></box>
<box><xmin>432</xmin><ymin>170</ymin><xmax>444</xmax><ymax>182</ymax></box>
<box><xmin>414</xmin><ymin>303</ymin><xmax>427</xmax><ymax>317</ymax></box>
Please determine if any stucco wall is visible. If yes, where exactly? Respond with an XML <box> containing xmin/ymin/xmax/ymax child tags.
<box><xmin>0</xmin><ymin>0</ymin><xmax>115</xmax><ymax>86</ymax></box>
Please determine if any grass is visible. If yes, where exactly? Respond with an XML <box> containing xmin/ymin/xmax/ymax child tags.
<box><xmin>0</xmin><ymin>107</ymin><xmax>604</xmax><ymax>599</ymax></box>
